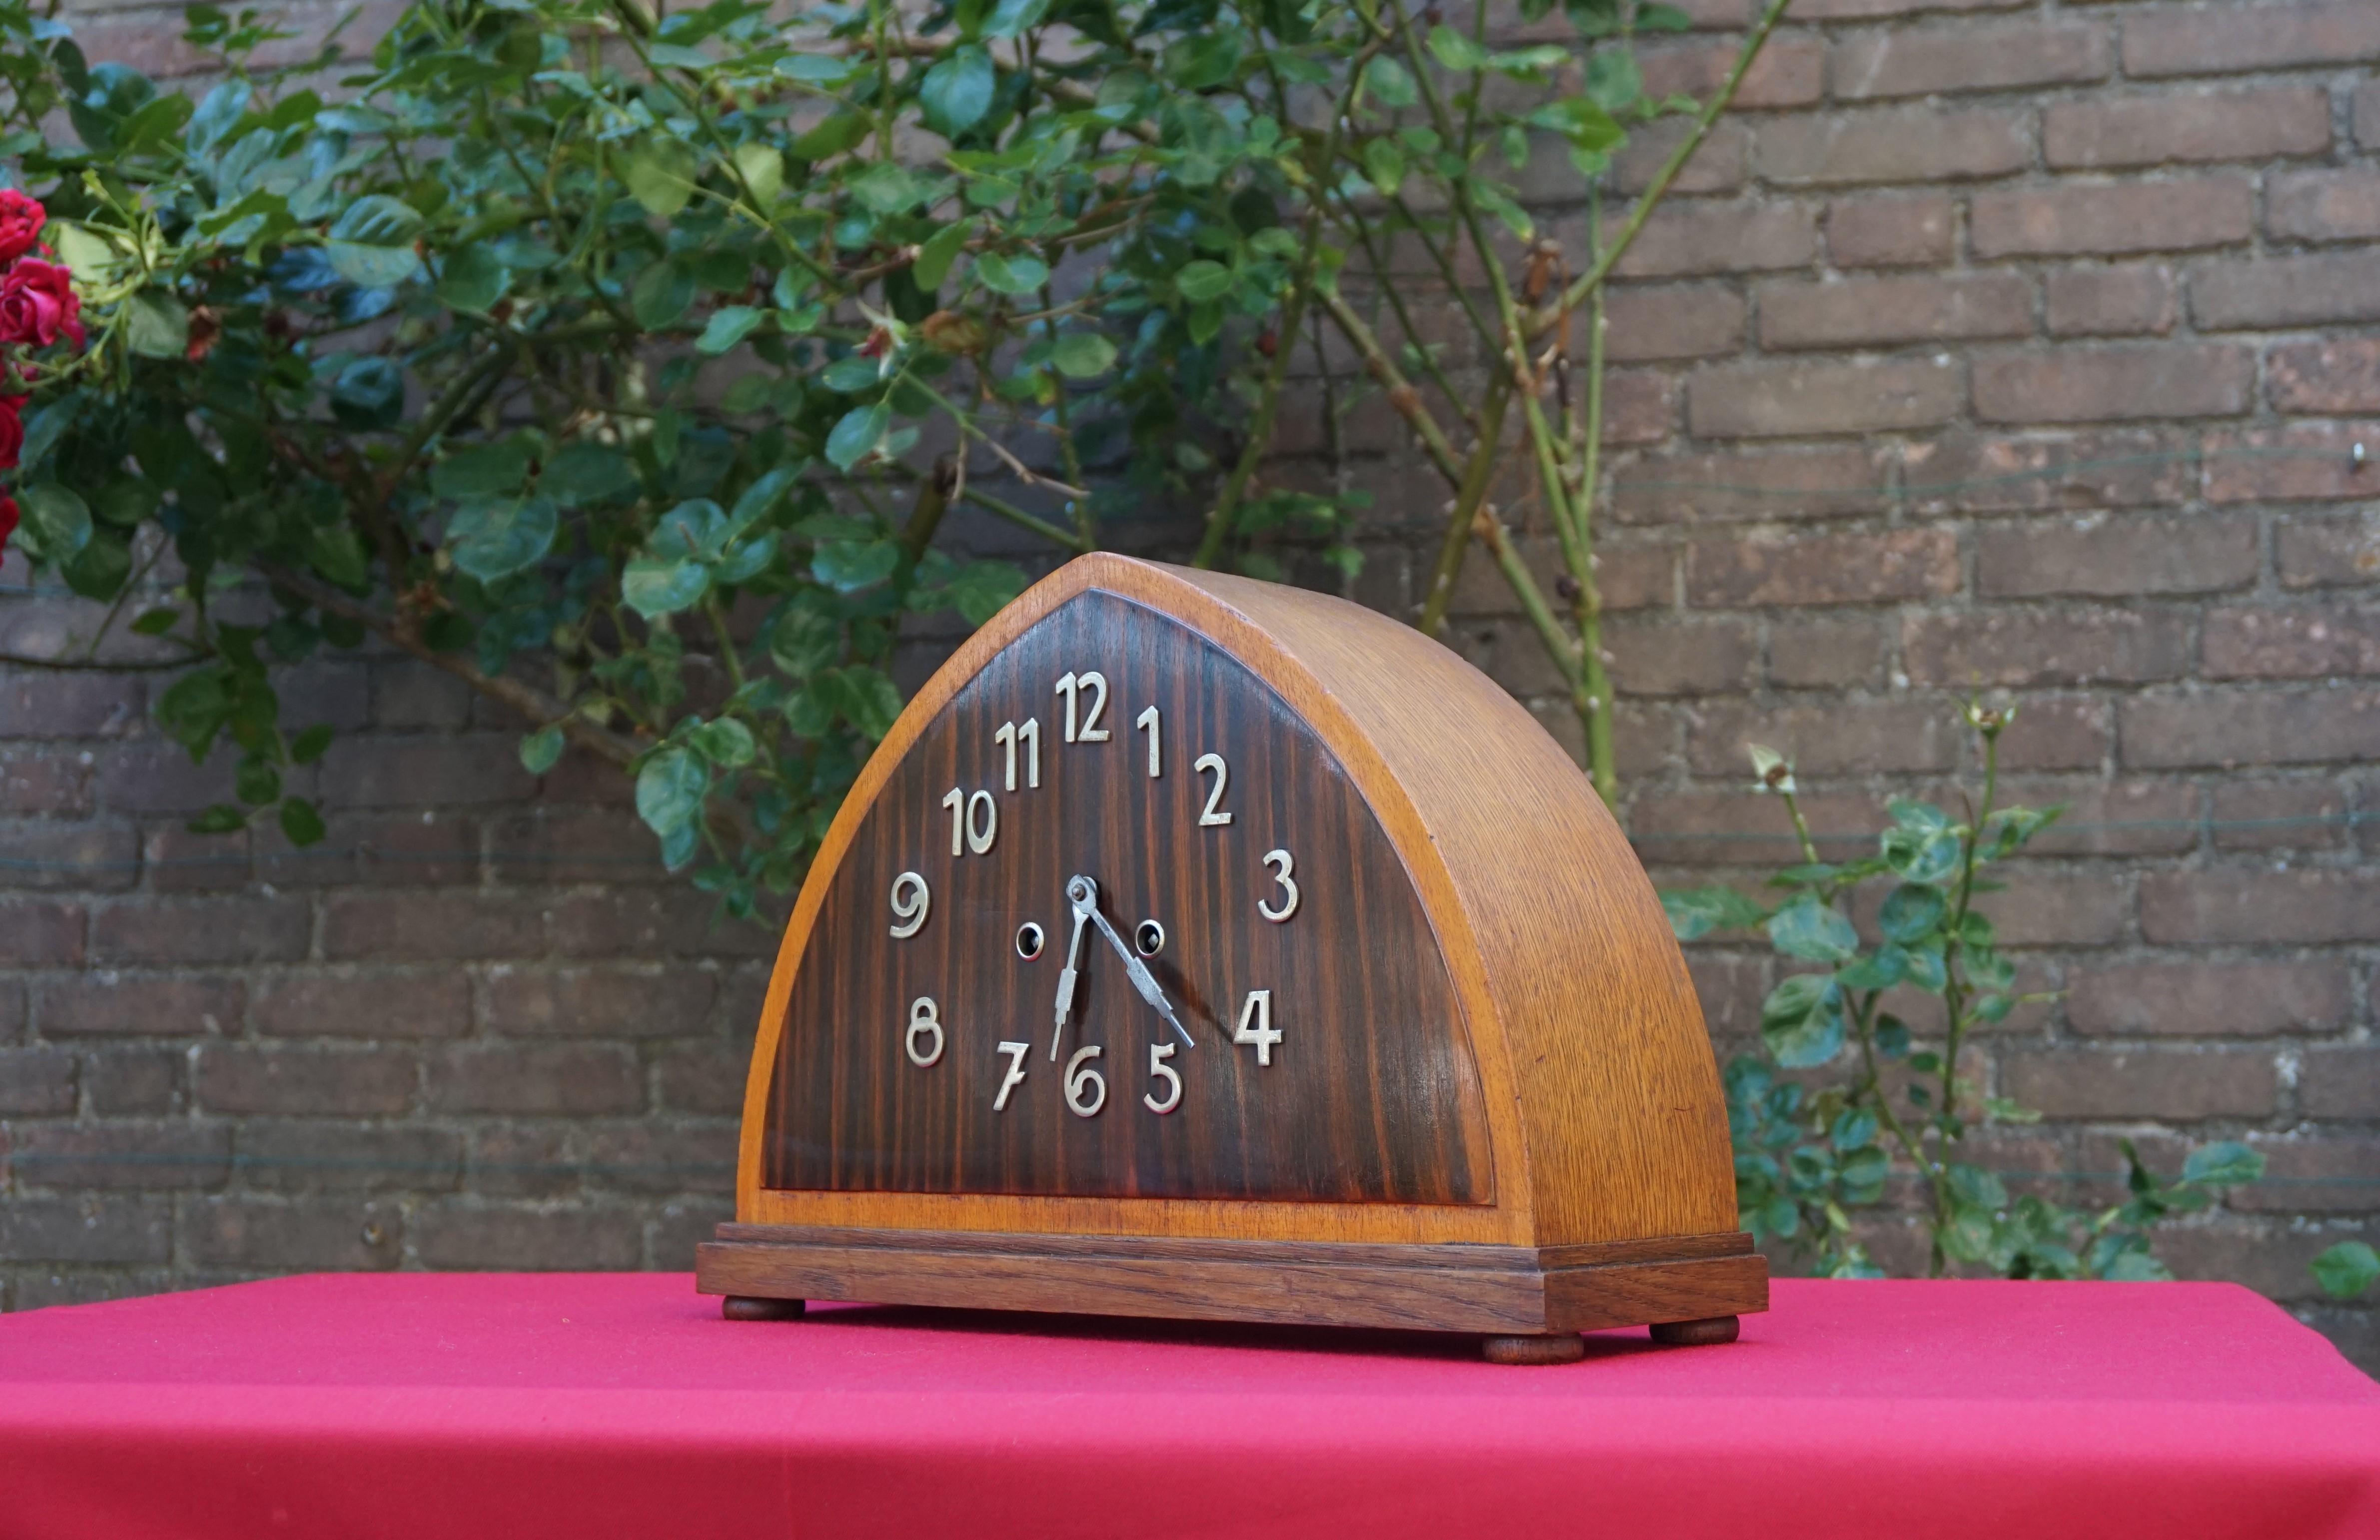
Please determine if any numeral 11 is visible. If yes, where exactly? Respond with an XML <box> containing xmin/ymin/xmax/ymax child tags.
<box><xmin>995</xmin><ymin>718</ymin><xmax>1040</xmax><ymax>791</ymax></box>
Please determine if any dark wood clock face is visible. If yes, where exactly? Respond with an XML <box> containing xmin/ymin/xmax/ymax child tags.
<box><xmin>759</xmin><ymin>590</ymin><xmax>1494</xmax><ymax>1205</ymax></box>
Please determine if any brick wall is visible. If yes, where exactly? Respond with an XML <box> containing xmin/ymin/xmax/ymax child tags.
<box><xmin>3</xmin><ymin>0</ymin><xmax>2376</xmax><ymax>1372</ymax></box>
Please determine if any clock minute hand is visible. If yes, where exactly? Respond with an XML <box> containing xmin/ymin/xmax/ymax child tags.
<box><xmin>1084</xmin><ymin>903</ymin><xmax>1196</xmax><ymax>1050</ymax></box>
<box><xmin>1051</xmin><ymin>876</ymin><xmax>1096</xmax><ymax>1060</ymax></box>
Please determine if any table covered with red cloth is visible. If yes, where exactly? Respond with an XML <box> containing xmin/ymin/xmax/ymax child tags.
<box><xmin>0</xmin><ymin>1273</ymin><xmax>2374</xmax><ymax>1539</ymax></box>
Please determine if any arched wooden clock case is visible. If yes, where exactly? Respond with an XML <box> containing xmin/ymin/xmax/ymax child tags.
<box><xmin>696</xmin><ymin>554</ymin><xmax>1765</xmax><ymax>1362</ymax></box>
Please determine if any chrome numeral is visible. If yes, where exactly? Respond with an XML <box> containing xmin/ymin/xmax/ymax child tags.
<box><xmin>1195</xmin><ymin>753</ymin><xmax>1232</xmax><ymax>826</ymax></box>
<box><xmin>1064</xmin><ymin>1044</ymin><xmax>1107</xmax><ymax>1117</ymax></box>
<box><xmin>1055</xmin><ymin>671</ymin><xmax>1110</xmax><ymax>743</ymax></box>
<box><xmin>1135</xmin><ymin>705</ymin><xmax>1162</xmax><ymax>778</ymax></box>
<box><xmin>889</xmin><ymin>871</ymin><xmax>930</xmax><ymax>938</ymax></box>
<box><xmin>992</xmin><ymin>1041</ymin><xmax>1030</xmax><ymax>1110</ymax></box>
<box><xmin>1142</xmin><ymin>1041</ymin><xmax>1182</xmax><ymax>1115</ymax></box>
<box><xmin>994</xmin><ymin>718</ymin><xmax>1040</xmax><ymax>791</ymax></box>
<box><xmin>1232</xmin><ymin>988</ymin><xmax>1280</xmax><ymax>1066</ymax></box>
<box><xmin>1258</xmin><ymin>849</ymin><xmax>1298</xmax><ymax>923</ymax></box>
<box><xmin>905</xmin><ymin>997</ymin><xmax>945</xmax><ymax>1067</ymax></box>
<box><xmin>942</xmin><ymin>787</ymin><xmax>997</xmax><ymax>856</ymax></box>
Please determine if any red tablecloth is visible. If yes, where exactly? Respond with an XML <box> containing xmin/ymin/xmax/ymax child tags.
<box><xmin>0</xmin><ymin>1273</ymin><xmax>2374</xmax><ymax>1539</ymax></box>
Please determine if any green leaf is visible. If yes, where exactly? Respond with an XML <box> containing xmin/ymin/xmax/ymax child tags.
<box><xmin>1947</xmin><ymin>1163</ymin><xmax>2008</xmax><ymax>1210</ymax></box>
<box><xmin>1529</xmin><ymin>95</ymin><xmax>1625</xmax><ymax>152</ymax></box>
<box><xmin>125</xmin><ymin>291</ymin><xmax>189</xmax><ymax>358</ymax></box>
<box><xmin>822</xmin><ymin>665</ymin><xmax>903</xmax><ymax>739</ymax></box>
<box><xmin>1883</xmin><ymin>824</ymin><xmax>1962</xmax><ymax>885</ymax></box>
<box><xmin>632</xmin><ymin>260</ymin><xmax>696</xmax><ymax>329</ymax></box>
<box><xmin>934</xmin><ymin>560</ymin><xmax>1027</xmax><ymax>625</ymax></box>
<box><xmin>792</xmin><ymin>110</ymin><xmax>870</xmax><ymax>162</ymax></box>
<box><xmin>438</xmin><ymin>245</ymin><xmax>508</xmax><ymax>313</ymax></box>
<box><xmin>2311</xmin><ymin>1241</ymin><xmax>2380</xmax><ymax>1302</ymax></box>
<box><xmin>2100</xmin><ymin>1249</ymin><xmax>2173</xmax><ymax>1282</ymax></box>
<box><xmin>973</xmin><ymin>250</ymin><xmax>1049</xmax><ymax>295</ymax></box>
<box><xmin>1636</xmin><ymin>2</ymin><xmax>1694</xmax><ymax>31</ymax></box>
<box><xmin>519</xmin><ymin>724</ymin><xmax>566</xmax><ymax>775</ymax></box>
<box><xmin>290</xmin><ymin>725</ymin><xmax>334</xmax><ymax>765</ymax></box>
<box><xmin>771</xmin><ymin>607</ymin><xmax>842</xmax><ymax>678</ymax></box>
<box><xmin>921</xmin><ymin>44</ymin><xmax>996</xmax><ymax>136</ymax></box>
<box><xmin>2181</xmin><ymin>1141</ymin><xmax>2265</xmax><ymax>1188</ymax></box>
<box><xmin>277</xmin><ymin>796</ymin><xmax>326</xmax><ymax>847</ymax></box>
<box><xmin>1761</xmin><ymin>973</ymin><xmax>1845</xmax><ymax>1068</ymax></box>
<box><xmin>1363</xmin><ymin>137</ymin><xmax>1406</xmax><ymax>196</ymax></box>
<box><xmin>1940</xmin><ymin>1204</ymin><xmax>1995</xmax><ymax>1264</ymax></box>
<box><xmin>689</xmin><ymin>716</ymin><xmax>757</xmax><ymax>768</ymax></box>
<box><xmin>697</xmin><ymin>305</ymin><xmax>766</xmax><ymax>354</ymax></box>
<box><xmin>813</xmin><ymin>537</ymin><xmax>901</xmax><ymax>591</ymax></box>
<box><xmin>1586</xmin><ymin>50</ymin><xmax>1641</xmax><ymax>114</ymax></box>
<box><xmin>131</xmin><ymin>608</ymin><xmax>179</xmax><ymax>637</ymax></box>
<box><xmin>542</xmin><ymin>442</ymin><xmax>635</xmax><ymax>506</ymax></box>
<box><xmin>1829</xmin><ymin>1108</ymin><xmax>1877</xmax><ymax>1152</ymax></box>
<box><xmin>1363</xmin><ymin>56</ymin><xmax>1417</xmax><ymax>109</ymax></box>
<box><xmin>1878</xmin><ymin>883</ymin><xmax>1948</xmax><ymax>944</ymax></box>
<box><xmin>20</xmin><ymin>485</ymin><xmax>92</xmax><ymax>561</ymax></box>
<box><xmin>1426</xmin><ymin>25</ymin><xmax>1488</xmax><ymax>71</ymax></box>
<box><xmin>324</xmin><ymin>195</ymin><xmax>425</xmax><ymax>288</ymax></box>
<box><xmin>330</xmin><ymin>357</ymin><xmax>405</xmax><ymax>431</ymax></box>
<box><xmin>62</xmin><ymin>530</ymin><xmax>131</xmax><ymax>601</ymax></box>
<box><xmin>983</xmin><ymin>0</ymin><xmax>1049</xmax><ymax>37</ymax></box>
<box><xmin>446</xmin><ymin>496</ymin><xmax>558</xmax><ymax>583</ymax></box>
<box><xmin>622</xmin><ymin>555</ymin><xmax>711</xmax><ymax>618</ymax></box>
<box><xmin>186</xmin><ymin>803</ymin><xmax>248</xmax><ymax>835</ymax></box>
<box><xmin>1660</xmin><ymin>885</ymin><xmax>1768</xmax><ymax>942</ymax></box>
<box><xmin>1175</xmin><ymin>259</ymin><xmax>1232</xmax><ymax>303</ymax></box>
<box><xmin>1767</xmin><ymin>895</ymin><xmax>1859</xmax><ymax>963</ymax></box>
<box><xmin>93</xmin><ymin>479</ymin><xmax>160</xmax><ymax>530</ymax></box>
<box><xmin>1051</xmin><ymin>331</ymin><xmax>1117</xmax><ymax>379</ymax></box>
<box><xmin>913</xmin><ymin>220</ymin><xmax>972</xmax><ymax>289</ymax></box>
<box><xmin>625</xmin><ymin>139</ymin><xmax>699</xmax><ymax>217</ymax></box>
<box><xmin>635</xmin><ymin>746</ymin><xmax>708</xmax><ymax>837</ymax></box>
<box><xmin>850</xmin><ymin>161</ymin><xmax>925</xmax><ymax>214</ymax></box>
<box><xmin>824</xmin><ymin>403</ymin><xmax>890</xmax><ymax>471</ymax></box>
<box><xmin>432</xmin><ymin>440</ymin><xmax>535</xmax><ymax>499</ymax></box>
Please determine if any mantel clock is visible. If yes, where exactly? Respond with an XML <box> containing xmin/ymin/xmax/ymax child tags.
<box><xmin>695</xmin><ymin>554</ymin><xmax>1765</xmax><ymax>1363</ymax></box>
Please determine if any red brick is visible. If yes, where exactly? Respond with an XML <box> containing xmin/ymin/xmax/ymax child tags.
<box><xmin>1603</xmin><ymin>201</ymin><xmax>1818</xmax><ymax>279</ymax></box>
<box><xmin>1601</xmin><ymin>285</ymin><xmax>1746</xmax><ymax>363</ymax></box>
<box><xmin>1683</xmin><ymin>954</ymin><xmax>1771</xmax><ymax>1039</ymax></box>
<box><xmin>1637</xmin><ymin>34</ymin><xmax>1825</xmax><ymax>109</ymax></box>
<box><xmin>2268</xmin><ymin>171</ymin><xmax>2380</xmax><ymax>245</ymax></box>
<box><xmin>1972</xmin><ymin>179</ymin><xmax>2254</xmax><ymax>258</ymax></box>
<box><xmin>2122</xmin><ymin>1</ymin><xmax>2380</xmax><ymax>77</ymax></box>
<box><xmin>1905</xmin><ymin>430</ymin><xmax>2195</xmax><ymax>514</ymax></box>
<box><xmin>2141</xmin><ymin>868</ymin><xmax>2380</xmax><ymax>944</ymax></box>
<box><xmin>410</xmin><ymin>1201</ymin><xmax>643</xmax><ymax>1270</ymax></box>
<box><xmin>2154</xmin><ymin>1225</ymin><xmax>2346</xmax><ymax>1302</ymax></box>
<box><xmin>1830</xmin><ymin>19</ymin><xmax>2109</xmax><ymax>99</ymax></box>
<box><xmin>1609</xmin><ymin>446</ymin><xmax>1892</xmax><ymax>525</ymax></box>
<box><xmin>5</xmin><ymin>1122</ymin><xmax>231</xmax><ymax>1189</ymax></box>
<box><xmin>2045</xmin><ymin>89</ymin><xmax>2330</xmax><ymax>171</ymax></box>
<box><xmin>81</xmin><ymin>1048</ymin><xmax>184</xmax><ymax>1114</ymax></box>
<box><xmin>2302</xmin><ymin>1051</ymin><xmax>2380</xmax><ymax>1120</ymax></box>
<box><xmin>194</xmin><ymin>1045</ymin><xmax>419</xmax><ymax>1116</ymax></box>
<box><xmin>1686</xmin><ymin>529</ymin><xmax>1959</xmax><ymax>608</ymax></box>
<box><xmin>1689</xmin><ymin>358</ymin><xmax>1962</xmax><ymax>438</ymax></box>
<box><xmin>0</xmin><ymin>899</ymin><xmax>85</xmax><ymax>965</ymax></box>
<box><xmin>2268</xmin><ymin>338</ymin><xmax>2380</xmax><ymax>415</ymax></box>
<box><xmin>1610</xmin><ymin>119</ymin><xmax>1748</xmax><ymax>198</ymax></box>
<box><xmin>252</xmin><ymin>970</ymin><xmax>473</xmax><ymax>1040</ymax></box>
<box><xmin>1979</xmin><ymin>869</ymin><xmax>2132</xmax><ymax>946</ymax></box>
<box><xmin>2229</xmin><ymin>1138</ymin><xmax>2380</xmax><ymax>1214</ymax></box>
<box><xmin>0</xmin><ymin>821</ymin><xmax>139</xmax><ymax>893</ymax></box>
<box><xmin>656</xmin><ymin>1040</ymin><xmax>753</xmax><ymax>1117</ymax></box>
<box><xmin>2045</xmin><ymin>265</ymin><xmax>2176</xmax><ymax>338</ymax></box>
<box><xmin>545</xmin><ymin>890</ymin><xmax>777</xmax><ymax>961</ymax></box>
<box><xmin>321</xmin><ymin>893</ymin><xmax>540</xmax><ymax>961</ymax></box>
<box><xmin>1601</xmin><ymin>370</ymin><xmax>1675</xmax><ymax>446</ymax></box>
<box><xmin>317</xmin><ymin>734</ymin><xmax>536</xmax><ymax>809</ymax></box>
<box><xmin>2192</xmin><ymin>255</ymin><xmax>2380</xmax><ymax>330</ymax></box>
<box><xmin>370</xmin><ymin>662</ymin><xmax>474</xmax><ymax>730</ymax></box>
<box><xmin>36</xmin><ymin>975</ymin><xmax>241</xmax><ymax>1037</ymax></box>
<box><xmin>141</xmin><ymin>823</ymin><xmax>252</xmax><ymax>893</ymax></box>
<box><xmin>573</xmin><ymin>1120</ymin><xmax>737</xmax><ymax>1195</ymax></box>
<box><xmin>1604</xmin><ymin>619</ymin><xmax>1759</xmax><ymax>697</ymax></box>
<box><xmin>2206</xmin><ymin>424</ymin><xmax>2380</xmax><ymax>505</ymax></box>
<box><xmin>1768</xmin><ymin>618</ymin><xmax>1884</xmax><ymax>689</ymax></box>
<box><xmin>1901</xmin><ymin>610</ymin><xmax>2190</xmax><ymax>688</ymax></box>
<box><xmin>2124</xmin><ymin>689</ymin><xmax>2380</xmax><ymax>770</ymax></box>
<box><xmin>464</xmin><ymin>1125</ymin><xmax>578</xmax><ymax>1199</ymax></box>
<box><xmin>0</xmin><ymin>674</ymin><xmax>143</xmax><ymax>738</ymax></box>
<box><xmin>1686</xmin><ymin>700</ymin><xmax>1962</xmax><ymax>776</ymax></box>
<box><xmin>2002</xmin><ymin>1049</ymin><xmax>2276</xmax><ymax>1120</ymax></box>
<box><xmin>1757</xmin><ymin>273</ymin><xmax>2031</xmax><ymax>350</ymax></box>
<box><xmin>2277</xmin><ymin>516</ymin><xmax>2380</xmax><ymax>589</ymax></box>
<box><xmin>0</xmin><ymin>1047</ymin><xmax>75</xmax><ymax>1114</ymax></box>
<box><xmin>0</xmin><ymin>1194</ymin><xmax>172</xmax><ymax>1265</ymax></box>
<box><xmin>2202</xmin><ymin>607</ymin><xmax>2380</xmax><ymax>679</ymax></box>
<box><xmin>1787</xmin><ymin>0</ymin><xmax>2024</xmax><ymax>15</ymax></box>
<box><xmin>1973</xmin><ymin>345</ymin><xmax>2253</xmax><ymax>425</ymax></box>
<box><xmin>88</xmin><ymin>897</ymin><xmax>311</xmax><ymax>965</ymax></box>
<box><xmin>424</xmin><ymin>1044</ymin><xmax>644</xmax><ymax>1115</ymax></box>
<box><xmin>183</xmin><ymin>1197</ymin><xmax>403</xmax><ymax>1270</ymax></box>
<box><xmin>235</xmin><ymin>1122</ymin><xmax>459</xmax><ymax>1193</ymax></box>
<box><xmin>0</xmin><ymin>748</ymin><xmax>95</xmax><ymax>817</ymax></box>
<box><xmin>1824</xmin><ymin>194</ymin><xmax>1954</xmax><ymax>269</ymax></box>
<box><xmin>2068</xmin><ymin>961</ymin><xmax>2351</xmax><ymax>1038</ymax></box>
<box><xmin>484</xmin><ymin>966</ymin><xmax>720</xmax><ymax>1039</ymax></box>
<box><xmin>1754</xmin><ymin>106</ymin><xmax>2028</xmax><ymax>186</ymax></box>
<box><xmin>254</xmin><ymin>809</ymin><xmax>481</xmax><ymax>888</ymax></box>
<box><xmin>1629</xmin><ymin>790</ymin><xmax>1885</xmax><ymax>866</ymax></box>
<box><xmin>2361</xmin><ymin>79</ymin><xmax>2380</xmax><ymax>150</ymax></box>
<box><xmin>1977</xmin><ymin>514</ymin><xmax>2258</xmax><ymax>598</ymax></box>
<box><xmin>91</xmin><ymin>743</ymin><xmax>244</xmax><ymax>816</ymax></box>
<box><xmin>2010</xmin><ymin>777</ymin><xmax>2199</xmax><ymax>858</ymax></box>
<box><xmin>2210</xmin><ymin>777</ymin><xmax>2349</xmax><ymax>852</ymax></box>
<box><xmin>1596</xmin><ymin>547</ymin><xmax>1676</xmax><ymax>611</ymax></box>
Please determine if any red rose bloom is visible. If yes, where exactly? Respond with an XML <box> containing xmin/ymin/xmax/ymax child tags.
<box><xmin>0</xmin><ymin>394</ymin><xmax>21</xmax><ymax>471</ymax></box>
<box><xmin>0</xmin><ymin>260</ymin><xmax>84</xmax><ymax>350</ymax></box>
<box><xmin>0</xmin><ymin>190</ymin><xmax>43</xmax><ymax>265</ymax></box>
<box><xmin>0</xmin><ymin>492</ymin><xmax>17</xmax><ymax>552</ymax></box>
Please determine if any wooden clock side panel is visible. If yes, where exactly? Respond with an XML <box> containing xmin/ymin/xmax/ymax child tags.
<box><xmin>1173</xmin><ymin>568</ymin><xmax>1738</xmax><ymax>1247</ymax></box>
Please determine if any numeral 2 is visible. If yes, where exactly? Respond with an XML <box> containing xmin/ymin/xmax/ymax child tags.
<box><xmin>1195</xmin><ymin>753</ymin><xmax>1232</xmax><ymax>826</ymax></box>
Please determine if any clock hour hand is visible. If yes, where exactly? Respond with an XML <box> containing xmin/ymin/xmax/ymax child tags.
<box><xmin>1051</xmin><ymin>876</ymin><xmax>1096</xmax><ymax>1060</ymax></box>
<box><xmin>1083</xmin><ymin>901</ymin><xmax>1196</xmax><ymax>1050</ymax></box>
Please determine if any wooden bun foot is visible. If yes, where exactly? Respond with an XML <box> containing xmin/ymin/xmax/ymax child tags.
<box><xmin>1481</xmin><ymin>1333</ymin><xmax>1587</xmax><ymax>1365</ymax></box>
<box><xmin>721</xmin><ymin>1295</ymin><xmax>806</xmax><ymax>1322</ymax></box>
<box><xmin>1650</xmin><ymin>1315</ymin><xmax>1739</xmax><ymax>1346</ymax></box>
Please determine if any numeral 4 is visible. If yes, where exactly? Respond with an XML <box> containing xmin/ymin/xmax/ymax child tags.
<box><xmin>1232</xmin><ymin>989</ymin><xmax>1280</xmax><ymax>1067</ymax></box>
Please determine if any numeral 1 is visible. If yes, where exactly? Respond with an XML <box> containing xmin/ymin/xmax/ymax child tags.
<box><xmin>1195</xmin><ymin>753</ymin><xmax>1232</xmax><ymax>826</ymax></box>
<box><xmin>992</xmin><ymin>1041</ymin><xmax>1030</xmax><ymax>1111</ymax></box>
<box><xmin>1232</xmin><ymin>989</ymin><xmax>1280</xmax><ymax>1066</ymax></box>
<box><xmin>943</xmin><ymin>787</ymin><xmax>997</xmax><ymax>855</ymax></box>
<box><xmin>1055</xmin><ymin>671</ymin><xmax>1109</xmax><ymax>743</ymax></box>
<box><xmin>995</xmin><ymin>718</ymin><xmax>1040</xmax><ymax>791</ymax></box>
<box><xmin>1136</xmin><ymin>706</ymin><xmax>1161</xmax><ymax>778</ymax></box>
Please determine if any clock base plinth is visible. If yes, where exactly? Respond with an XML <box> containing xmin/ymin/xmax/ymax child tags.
<box><xmin>1650</xmin><ymin>1313</ymin><xmax>1740</xmax><ymax>1346</ymax></box>
<box><xmin>1480</xmin><ymin>1332</ymin><xmax>1586</xmax><ymax>1366</ymax></box>
<box><xmin>720</xmin><ymin>1294</ymin><xmax>807</xmax><ymax>1322</ymax></box>
<box><xmin>695</xmin><ymin>1221</ymin><xmax>1765</xmax><ymax>1348</ymax></box>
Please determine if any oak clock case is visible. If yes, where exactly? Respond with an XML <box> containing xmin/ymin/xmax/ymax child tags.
<box><xmin>697</xmin><ymin>554</ymin><xmax>1765</xmax><ymax>1364</ymax></box>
